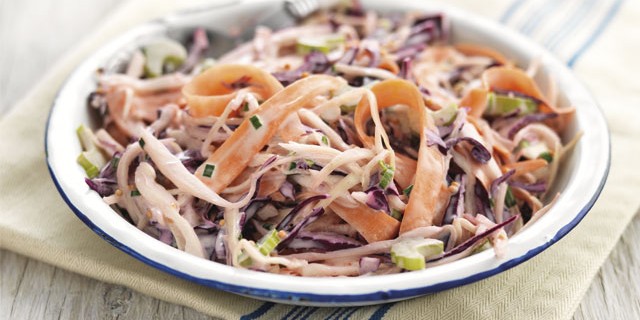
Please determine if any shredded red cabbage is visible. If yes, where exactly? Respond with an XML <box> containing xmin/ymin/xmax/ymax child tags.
<box><xmin>507</xmin><ymin>113</ymin><xmax>558</xmax><ymax>139</ymax></box>
<box><xmin>364</xmin><ymin>186</ymin><xmax>390</xmax><ymax>213</ymax></box>
<box><xmin>276</xmin><ymin>194</ymin><xmax>329</xmax><ymax>231</ymax></box>
<box><xmin>490</xmin><ymin>169</ymin><xmax>515</xmax><ymax>196</ymax></box>
<box><xmin>430</xmin><ymin>214</ymin><xmax>519</xmax><ymax>262</ymax></box>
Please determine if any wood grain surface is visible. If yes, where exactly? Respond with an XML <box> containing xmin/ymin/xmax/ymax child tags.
<box><xmin>0</xmin><ymin>0</ymin><xmax>638</xmax><ymax>319</ymax></box>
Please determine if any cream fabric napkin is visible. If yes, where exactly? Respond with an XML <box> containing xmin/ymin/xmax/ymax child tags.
<box><xmin>1</xmin><ymin>0</ymin><xmax>639</xmax><ymax>319</ymax></box>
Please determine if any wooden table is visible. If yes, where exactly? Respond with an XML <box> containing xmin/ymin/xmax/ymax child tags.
<box><xmin>1</xmin><ymin>0</ymin><xmax>638</xmax><ymax>318</ymax></box>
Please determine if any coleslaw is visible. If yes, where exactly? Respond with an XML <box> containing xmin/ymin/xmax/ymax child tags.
<box><xmin>77</xmin><ymin>2</ymin><xmax>578</xmax><ymax>276</ymax></box>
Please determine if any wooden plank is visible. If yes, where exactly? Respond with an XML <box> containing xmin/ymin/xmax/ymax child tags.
<box><xmin>573</xmin><ymin>212</ymin><xmax>640</xmax><ymax>320</ymax></box>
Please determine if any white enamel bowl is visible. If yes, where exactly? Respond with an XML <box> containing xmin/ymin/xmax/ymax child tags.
<box><xmin>45</xmin><ymin>0</ymin><xmax>609</xmax><ymax>306</ymax></box>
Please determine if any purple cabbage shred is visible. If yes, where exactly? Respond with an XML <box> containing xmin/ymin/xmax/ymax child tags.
<box><xmin>508</xmin><ymin>180</ymin><xmax>547</xmax><ymax>193</ymax></box>
<box><xmin>178</xmin><ymin>28</ymin><xmax>210</xmax><ymax>73</ymax></box>
<box><xmin>445</xmin><ymin>137</ymin><xmax>492</xmax><ymax>163</ymax></box>
<box><xmin>490</xmin><ymin>169</ymin><xmax>515</xmax><ymax>196</ymax></box>
<box><xmin>507</xmin><ymin>113</ymin><xmax>558</xmax><ymax>139</ymax></box>
<box><xmin>276</xmin><ymin>194</ymin><xmax>329</xmax><ymax>231</ymax></box>
<box><xmin>279</xmin><ymin>180</ymin><xmax>296</xmax><ymax>200</ymax></box>
<box><xmin>277</xmin><ymin>207</ymin><xmax>325</xmax><ymax>249</ymax></box>
<box><xmin>430</xmin><ymin>214</ymin><xmax>519</xmax><ymax>262</ymax></box>
<box><xmin>364</xmin><ymin>187</ymin><xmax>390</xmax><ymax>213</ymax></box>
<box><xmin>443</xmin><ymin>174</ymin><xmax>466</xmax><ymax>225</ymax></box>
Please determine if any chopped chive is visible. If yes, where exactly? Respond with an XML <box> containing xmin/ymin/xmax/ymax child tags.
<box><xmin>403</xmin><ymin>185</ymin><xmax>414</xmax><ymax>197</ymax></box>
<box><xmin>505</xmin><ymin>187</ymin><xmax>517</xmax><ymax>208</ymax></box>
<box><xmin>111</xmin><ymin>156</ymin><xmax>120</xmax><ymax>168</ymax></box>
<box><xmin>539</xmin><ymin>152</ymin><xmax>553</xmax><ymax>163</ymax></box>
<box><xmin>380</xmin><ymin>171</ymin><xmax>393</xmax><ymax>189</ymax></box>
<box><xmin>243</xmin><ymin>102</ymin><xmax>249</xmax><ymax>112</ymax></box>
<box><xmin>202</xmin><ymin>163</ymin><xmax>216</xmax><ymax>178</ymax></box>
<box><xmin>130</xmin><ymin>190</ymin><xmax>141</xmax><ymax>197</ymax></box>
<box><xmin>305</xmin><ymin>159</ymin><xmax>315</xmax><ymax>166</ymax></box>
<box><xmin>288</xmin><ymin>162</ymin><xmax>297</xmax><ymax>171</ymax></box>
<box><xmin>321</xmin><ymin>135</ymin><xmax>329</xmax><ymax>145</ymax></box>
<box><xmin>378</xmin><ymin>161</ymin><xmax>394</xmax><ymax>189</ymax></box>
<box><xmin>391</xmin><ymin>209</ymin><xmax>403</xmax><ymax>221</ymax></box>
<box><xmin>138</xmin><ymin>138</ymin><xmax>145</xmax><ymax>148</ymax></box>
<box><xmin>249</xmin><ymin>115</ymin><xmax>262</xmax><ymax>129</ymax></box>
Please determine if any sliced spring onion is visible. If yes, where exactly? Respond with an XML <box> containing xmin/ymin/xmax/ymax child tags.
<box><xmin>378</xmin><ymin>161</ymin><xmax>394</xmax><ymax>189</ymax></box>
<box><xmin>390</xmin><ymin>238</ymin><xmax>443</xmax><ymax>271</ymax></box>
<box><xmin>76</xmin><ymin>125</ymin><xmax>106</xmax><ymax>178</ymax></box>
<box><xmin>76</xmin><ymin>125</ymin><xmax>96</xmax><ymax>151</ymax></box>
<box><xmin>139</xmin><ymin>138</ymin><xmax>146</xmax><ymax>148</ymax></box>
<box><xmin>296</xmin><ymin>34</ymin><xmax>345</xmax><ymax>55</ymax></box>
<box><xmin>130</xmin><ymin>189</ymin><xmax>141</xmax><ymax>197</ymax></box>
<box><xmin>77</xmin><ymin>151</ymin><xmax>102</xmax><ymax>179</ymax></box>
<box><xmin>321</xmin><ymin>135</ymin><xmax>329</xmax><ymax>146</ymax></box>
<box><xmin>238</xmin><ymin>253</ymin><xmax>253</xmax><ymax>267</ymax></box>
<box><xmin>143</xmin><ymin>37</ymin><xmax>187</xmax><ymax>78</ymax></box>
<box><xmin>257</xmin><ymin>229</ymin><xmax>281</xmax><ymax>256</ymax></box>
<box><xmin>485</xmin><ymin>92</ymin><xmax>537</xmax><ymax>116</ymax></box>
<box><xmin>431</xmin><ymin>103</ymin><xmax>458</xmax><ymax>126</ymax></box>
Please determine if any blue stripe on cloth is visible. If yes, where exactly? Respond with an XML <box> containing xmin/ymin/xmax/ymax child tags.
<box><xmin>292</xmin><ymin>307</ymin><xmax>313</xmax><ymax>320</ymax></box>
<box><xmin>281</xmin><ymin>306</ymin><xmax>303</xmax><ymax>320</ymax></box>
<box><xmin>325</xmin><ymin>307</ymin><xmax>349</xmax><ymax>320</ymax></box>
<box><xmin>545</xmin><ymin>0</ymin><xmax>597</xmax><ymax>50</ymax></box>
<box><xmin>368</xmin><ymin>303</ymin><xmax>394</xmax><ymax>320</ymax></box>
<box><xmin>500</xmin><ymin>0</ymin><xmax>528</xmax><ymax>23</ymax></box>
<box><xmin>296</xmin><ymin>307</ymin><xmax>319</xmax><ymax>320</ymax></box>
<box><xmin>325</xmin><ymin>307</ymin><xmax>352</xmax><ymax>320</ymax></box>
<box><xmin>567</xmin><ymin>0</ymin><xmax>625</xmax><ymax>67</ymax></box>
<box><xmin>241</xmin><ymin>302</ymin><xmax>275</xmax><ymax>320</ymax></box>
<box><xmin>341</xmin><ymin>307</ymin><xmax>360</xmax><ymax>319</ymax></box>
<box><xmin>519</xmin><ymin>0</ymin><xmax>558</xmax><ymax>35</ymax></box>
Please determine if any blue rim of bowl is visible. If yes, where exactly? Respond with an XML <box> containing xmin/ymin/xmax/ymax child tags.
<box><xmin>43</xmin><ymin>6</ymin><xmax>611</xmax><ymax>305</ymax></box>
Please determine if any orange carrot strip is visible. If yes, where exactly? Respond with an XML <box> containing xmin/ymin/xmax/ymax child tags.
<box><xmin>354</xmin><ymin>79</ymin><xmax>451</xmax><ymax>233</ymax></box>
<box><xmin>195</xmin><ymin>75</ymin><xmax>345</xmax><ymax>192</ymax></box>
<box><xmin>482</xmin><ymin>67</ymin><xmax>575</xmax><ymax>132</ymax></box>
<box><xmin>503</xmin><ymin>159</ymin><xmax>548</xmax><ymax>177</ymax></box>
<box><xmin>459</xmin><ymin>88</ymin><xmax>488</xmax><ymax>118</ymax></box>
<box><xmin>493</xmin><ymin>144</ymin><xmax>512</xmax><ymax>166</ymax></box>
<box><xmin>377</xmin><ymin>56</ymin><xmax>400</xmax><ymax>74</ymax></box>
<box><xmin>455</xmin><ymin>43</ymin><xmax>512</xmax><ymax>66</ymax></box>
<box><xmin>329</xmin><ymin>202</ymin><xmax>400</xmax><ymax>243</ymax></box>
<box><xmin>393</xmin><ymin>155</ymin><xmax>417</xmax><ymax>191</ymax></box>
<box><xmin>182</xmin><ymin>64</ymin><xmax>284</xmax><ymax>118</ymax></box>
